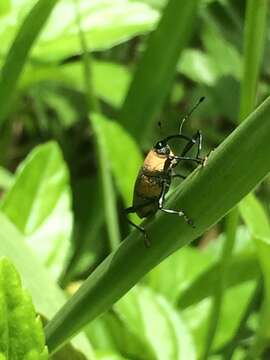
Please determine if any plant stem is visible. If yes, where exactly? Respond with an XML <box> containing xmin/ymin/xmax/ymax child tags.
<box><xmin>73</xmin><ymin>0</ymin><xmax>100</xmax><ymax>113</ymax></box>
<box><xmin>73</xmin><ymin>0</ymin><xmax>120</xmax><ymax>251</ymax></box>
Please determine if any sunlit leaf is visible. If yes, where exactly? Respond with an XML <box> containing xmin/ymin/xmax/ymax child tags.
<box><xmin>0</xmin><ymin>166</ymin><xmax>13</xmax><ymax>191</ymax></box>
<box><xmin>0</xmin><ymin>212</ymin><xmax>95</xmax><ymax>356</ymax></box>
<box><xmin>33</xmin><ymin>0</ymin><xmax>159</xmax><ymax>61</ymax></box>
<box><xmin>92</xmin><ymin>113</ymin><xmax>142</xmax><ymax>207</ymax></box>
<box><xmin>1</xmin><ymin>142</ymin><xmax>73</xmax><ymax>279</ymax></box>
<box><xmin>183</xmin><ymin>281</ymin><xmax>256</xmax><ymax>355</ymax></box>
<box><xmin>88</xmin><ymin>286</ymin><xmax>196</xmax><ymax>360</ymax></box>
<box><xmin>0</xmin><ymin>257</ymin><xmax>48</xmax><ymax>359</ymax></box>
<box><xmin>239</xmin><ymin>194</ymin><xmax>270</xmax><ymax>343</ymax></box>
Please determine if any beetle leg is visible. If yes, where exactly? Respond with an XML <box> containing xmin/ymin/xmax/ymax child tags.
<box><xmin>170</xmin><ymin>155</ymin><xmax>202</xmax><ymax>164</ymax></box>
<box><xmin>181</xmin><ymin>130</ymin><xmax>208</xmax><ymax>166</ymax></box>
<box><xmin>158</xmin><ymin>181</ymin><xmax>194</xmax><ymax>227</ymax></box>
<box><xmin>180</xmin><ymin>131</ymin><xmax>198</xmax><ymax>157</ymax></box>
<box><xmin>125</xmin><ymin>203</ymin><xmax>155</xmax><ymax>247</ymax></box>
<box><xmin>126</xmin><ymin>218</ymin><xmax>150</xmax><ymax>247</ymax></box>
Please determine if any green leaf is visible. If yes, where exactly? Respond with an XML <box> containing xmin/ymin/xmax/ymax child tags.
<box><xmin>45</xmin><ymin>96</ymin><xmax>270</xmax><ymax>353</ymax></box>
<box><xmin>146</xmin><ymin>227</ymin><xmax>259</xmax><ymax>309</ymax></box>
<box><xmin>178</xmin><ymin>49</ymin><xmax>217</xmax><ymax>86</ymax></box>
<box><xmin>91</xmin><ymin>114</ymin><xmax>121</xmax><ymax>251</ymax></box>
<box><xmin>239</xmin><ymin>194</ymin><xmax>270</xmax><ymax>349</ymax></box>
<box><xmin>119</xmin><ymin>0</ymin><xmax>199</xmax><ymax>142</ymax></box>
<box><xmin>117</xmin><ymin>286</ymin><xmax>196</xmax><ymax>359</ymax></box>
<box><xmin>0</xmin><ymin>166</ymin><xmax>13</xmax><ymax>191</ymax></box>
<box><xmin>0</xmin><ymin>212</ymin><xmax>95</xmax><ymax>357</ymax></box>
<box><xmin>0</xmin><ymin>0</ymin><xmax>10</xmax><ymax>16</ymax></box>
<box><xmin>19</xmin><ymin>60</ymin><xmax>131</xmax><ymax>109</ymax></box>
<box><xmin>183</xmin><ymin>281</ymin><xmax>256</xmax><ymax>355</ymax></box>
<box><xmin>91</xmin><ymin>62</ymin><xmax>131</xmax><ymax>108</ymax></box>
<box><xmin>0</xmin><ymin>257</ymin><xmax>48</xmax><ymax>359</ymax></box>
<box><xmin>201</xmin><ymin>23</ymin><xmax>242</xmax><ymax>81</ymax></box>
<box><xmin>0</xmin><ymin>0</ymin><xmax>60</xmax><ymax>124</ymax></box>
<box><xmin>92</xmin><ymin>113</ymin><xmax>142</xmax><ymax>207</ymax></box>
<box><xmin>88</xmin><ymin>286</ymin><xmax>196</xmax><ymax>360</ymax></box>
<box><xmin>0</xmin><ymin>212</ymin><xmax>67</xmax><ymax>318</ymax></box>
<box><xmin>178</xmin><ymin>254</ymin><xmax>259</xmax><ymax>309</ymax></box>
<box><xmin>178</xmin><ymin>23</ymin><xmax>242</xmax><ymax>86</ymax></box>
<box><xmin>1</xmin><ymin>142</ymin><xmax>72</xmax><ymax>279</ymax></box>
<box><xmin>145</xmin><ymin>246</ymin><xmax>213</xmax><ymax>304</ymax></box>
<box><xmin>32</xmin><ymin>0</ymin><xmax>159</xmax><ymax>62</ymax></box>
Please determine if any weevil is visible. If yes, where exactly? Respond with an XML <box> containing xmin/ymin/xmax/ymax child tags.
<box><xmin>125</xmin><ymin>97</ymin><xmax>207</xmax><ymax>247</ymax></box>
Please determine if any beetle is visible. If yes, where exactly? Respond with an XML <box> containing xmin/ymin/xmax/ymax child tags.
<box><xmin>125</xmin><ymin>97</ymin><xmax>206</xmax><ymax>247</ymax></box>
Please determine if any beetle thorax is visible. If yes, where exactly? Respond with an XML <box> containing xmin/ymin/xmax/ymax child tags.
<box><xmin>143</xmin><ymin>148</ymin><xmax>176</xmax><ymax>173</ymax></box>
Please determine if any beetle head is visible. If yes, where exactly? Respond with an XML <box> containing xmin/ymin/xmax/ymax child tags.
<box><xmin>154</xmin><ymin>140</ymin><xmax>170</xmax><ymax>155</ymax></box>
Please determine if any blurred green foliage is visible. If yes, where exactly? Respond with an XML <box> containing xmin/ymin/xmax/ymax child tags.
<box><xmin>0</xmin><ymin>0</ymin><xmax>270</xmax><ymax>359</ymax></box>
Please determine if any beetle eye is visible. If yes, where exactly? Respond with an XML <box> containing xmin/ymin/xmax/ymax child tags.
<box><xmin>155</xmin><ymin>141</ymin><xmax>164</xmax><ymax>149</ymax></box>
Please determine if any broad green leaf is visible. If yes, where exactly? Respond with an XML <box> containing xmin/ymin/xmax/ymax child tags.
<box><xmin>145</xmin><ymin>246</ymin><xmax>213</xmax><ymax>304</ymax></box>
<box><xmin>0</xmin><ymin>0</ymin><xmax>10</xmax><ymax>16</ymax></box>
<box><xmin>92</xmin><ymin>113</ymin><xmax>142</xmax><ymax>207</ymax></box>
<box><xmin>119</xmin><ymin>0</ymin><xmax>199</xmax><ymax>142</ymax></box>
<box><xmin>146</xmin><ymin>226</ymin><xmax>257</xmax><ymax>307</ymax></box>
<box><xmin>91</xmin><ymin>62</ymin><xmax>130</xmax><ymax>108</ymax></box>
<box><xmin>88</xmin><ymin>286</ymin><xmax>196</xmax><ymax>360</ymax></box>
<box><xmin>1</xmin><ymin>142</ymin><xmax>72</xmax><ymax>279</ymax></box>
<box><xmin>0</xmin><ymin>212</ymin><xmax>67</xmax><ymax>317</ymax></box>
<box><xmin>116</xmin><ymin>286</ymin><xmax>196</xmax><ymax>360</ymax></box>
<box><xmin>183</xmin><ymin>281</ymin><xmax>256</xmax><ymax>355</ymax></box>
<box><xmin>0</xmin><ymin>212</ymin><xmax>95</xmax><ymax>357</ymax></box>
<box><xmin>45</xmin><ymin>96</ymin><xmax>270</xmax><ymax>353</ymax></box>
<box><xmin>0</xmin><ymin>257</ymin><xmax>48</xmax><ymax>359</ymax></box>
<box><xmin>0</xmin><ymin>166</ymin><xmax>13</xmax><ymax>191</ymax></box>
<box><xmin>178</xmin><ymin>25</ymin><xmax>242</xmax><ymax>86</ymax></box>
<box><xmin>20</xmin><ymin>61</ymin><xmax>131</xmax><ymax>109</ymax></box>
<box><xmin>178</xmin><ymin>49</ymin><xmax>217</xmax><ymax>86</ymax></box>
<box><xmin>239</xmin><ymin>194</ymin><xmax>270</xmax><ymax>344</ymax></box>
<box><xmin>178</xmin><ymin>254</ymin><xmax>259</xmax><ymax>309</ymax></box>
<box><xmin>0</xmin><ymin>0</ymin><xmax>158</xmax><ymax>56</ymax></box>
<box><xmin>201</xmin><ymin>23</ymin><xmax>242</xmax><ymax>81</ymax></box>
<box><xmin>33</xmin><ymin>0</ymin><xmax>159</xmax><ymax>62</ymax></box>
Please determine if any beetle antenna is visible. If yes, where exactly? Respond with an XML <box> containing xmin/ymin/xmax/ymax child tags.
<box><xmin>179</xmin><ymin>96</ymin><xmax>205</xmax><ymax>134</ymax></box>
<box><xmin>157</xmin><ymin>121</ymin><xmax>163</xmax><ymax>137</ymax></box>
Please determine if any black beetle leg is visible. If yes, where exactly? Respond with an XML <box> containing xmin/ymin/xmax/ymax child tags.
<box><xmin>125</xmin><ymin>204</ymin><xmax>154</xmax><ymax>247</ymax></box>
<box><xmin>171</xmin><ymin>155</ymin><xmax>202</xmax><ymax>164</ymax></box>
<box><xmin>158</xmin><ymin>181</ymin><xmax>194</xmax><ymax>228</ymax></box>
<box><xmin>172</xmin><ymin>130</ymin><xmax>206</xmax><ymax>166</ymax></box>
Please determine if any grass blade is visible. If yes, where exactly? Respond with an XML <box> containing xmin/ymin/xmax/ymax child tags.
<box><xmin>0</xmin><ymin>0</ymin><xmax>59</xmax><ymax>124</ymax></box>
<box><xmin>119</xmin><ymin>0</ymin><xmax>199</xmax><ymax>142</ymax></box>
<box><xmin>201</xmin><ymin>0</ymin><xmax>268</xmax><ymax>357</ymax></box>
<box><xmin>239</xmin><ymin>0</ymin><xmax>268</xmax><ymax>121</ymax></box>
<box><xmin>45</xmin><ymin>95</ymin><xmax>270</xmax><ymax>353</ymax></box>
